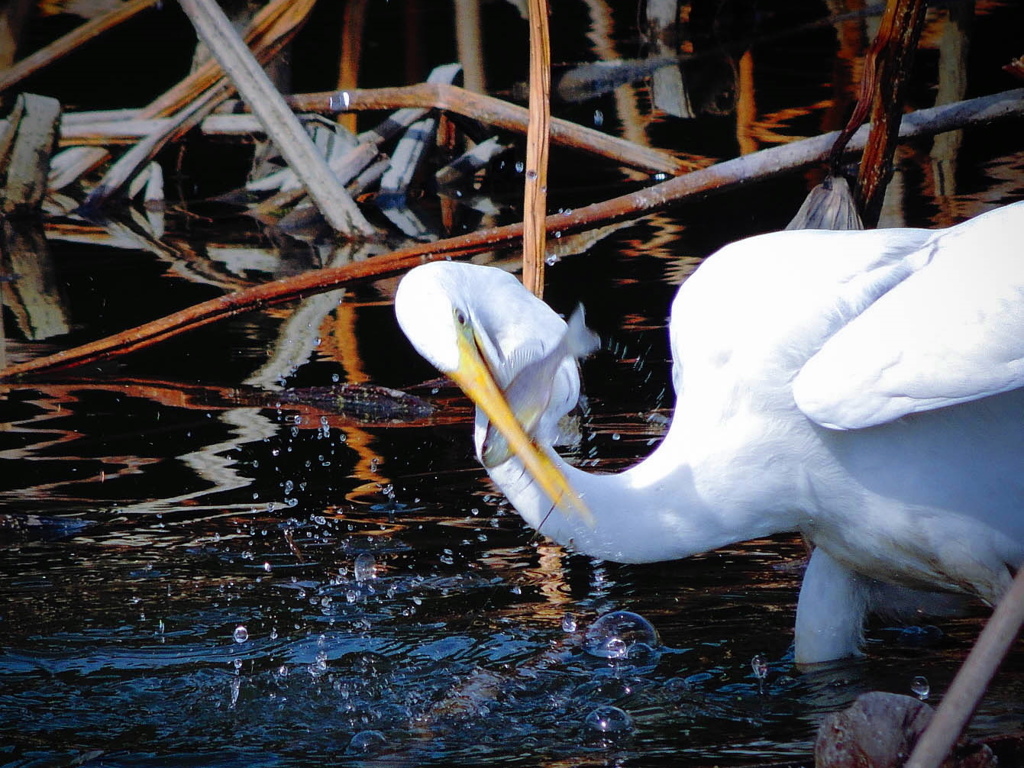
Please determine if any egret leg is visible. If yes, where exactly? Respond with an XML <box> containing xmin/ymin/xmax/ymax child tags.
<box><xmin>795</xmin><ymin>548</ymin><xmax>869</xmax><ymax>664</ymax></box>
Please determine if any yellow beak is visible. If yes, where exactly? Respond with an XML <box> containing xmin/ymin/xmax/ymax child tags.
<box><xmin>451</xmin><ymin>326</ymin><xmax>592</xmax><ymax>523</ymax></box>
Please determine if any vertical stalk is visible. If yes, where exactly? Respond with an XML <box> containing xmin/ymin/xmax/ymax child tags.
<box><xmin>854</xmin><ymin>0</ymin><xmax>927</xmax><ymax>225</ymax></box>
<box><xmin>522</xmin><ymin>0</ymin><xmax>551</xmax><ymax>298</ymax></box>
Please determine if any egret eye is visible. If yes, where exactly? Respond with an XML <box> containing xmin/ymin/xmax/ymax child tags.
<box><xmin>455</xmin><ymin>309</ymin><xmax>468</xmax><ymax>326</ymax></box>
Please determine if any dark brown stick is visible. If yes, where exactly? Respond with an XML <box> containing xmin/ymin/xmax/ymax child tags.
<box><xmin>855</xmin><ymin>0</ymin><xmax>928</xmax><ymax>225</ymax></box>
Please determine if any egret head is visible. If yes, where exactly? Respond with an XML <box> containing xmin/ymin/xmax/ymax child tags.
<box><xmin>395</xmin><ymin>261</ymin><xmax>590</xmax><ymax>520</ymax></box>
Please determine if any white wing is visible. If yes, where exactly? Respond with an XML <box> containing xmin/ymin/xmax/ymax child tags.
<box><xmin>794</xmin><ymin>202</ymin><xmax>1024</xmax><ymax>430</ymax></box>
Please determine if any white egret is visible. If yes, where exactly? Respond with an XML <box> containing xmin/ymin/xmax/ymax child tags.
<box><xmin>394</xmin><ymin>201</ymin><xmax>1024</xmax><ymax>664</ymax></box>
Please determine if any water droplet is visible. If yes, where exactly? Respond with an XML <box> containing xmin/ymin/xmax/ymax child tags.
<box><xmin>562</xmin><ymin>613</ymin><xmax>578</xmax><ymax>633</ymax></box>
<box><xmin>347</xmin><ymin>729</ymin><xmax>387</xmax><ymax>754</ymax></box>
<box><xmin>584</xmin><ymin>610</ymin><xmax>660</xmax><ymax>660</ymax></box>
<box><xmin>354</xmin><ymin>552</ymin><xmax>377</xmax><ymax>582</ymax></box>
<box><xmin>584</xmin><ymin>705</ymin><xmax>633</xmax><ymax>734</ymax></box>
<box><xmin>751</xmin><ymin>654</ymin><xmax>769</xmax><ymax>681</ymax></box>
<box><xmin>911</xmin><ymin>675</ymin><xmax>930</xmax><ymax>700</ymax></box>
<box><xmin>233</xmin><ymin>625</ymin><xmax>249</xmax><ymax>643</ymax></box>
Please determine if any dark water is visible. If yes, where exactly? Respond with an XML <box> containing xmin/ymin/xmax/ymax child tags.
<box><xmin>3</xmin><ymin>1</ymin><xmax>1024</xmax><ymax>766</ymax></box>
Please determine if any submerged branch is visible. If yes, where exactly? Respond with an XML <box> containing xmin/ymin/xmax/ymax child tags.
<box><xmin>3</xmin><ymin>88</ymin><xmax>1021</xmax><ymax>380</ymax></box>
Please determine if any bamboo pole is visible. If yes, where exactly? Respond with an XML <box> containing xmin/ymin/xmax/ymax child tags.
<box><xmin>2</xmin><ymin>88</ymin><xmax>1021</xmax><ymax>380</ymax></box>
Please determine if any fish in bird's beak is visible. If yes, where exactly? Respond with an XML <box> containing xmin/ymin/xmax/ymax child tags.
<box><xmin>450</xmin><ymin>308</ymin><xmax>592</xmax><ymax>522</ymax></box>
<box><xmin>480</xmin><ymin>304</ymin><xmax>599</xmax><ymax>468</ymax></box>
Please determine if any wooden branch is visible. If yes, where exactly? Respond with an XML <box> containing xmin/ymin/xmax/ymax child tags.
<box><xmin>3</xmin><ymin>88</ymin><xmax>1021</xmax><ymax>380</ymax></box>
<box><xmin>522</xmin><ymin>0</ymin><xmax>551</xmax><ymax>297</ymax></box>
<box><xmin>855</xmin><ymin>0</ymin><xmax>928</xmax><ymax>225</ymax></box>
<box><xmin>287</xmin><ymin>85</ymin><xmax>690</xmax><ymax>176</ymax></box>
<box><xmin>56</xmin><ymin>84</ymin><xmax>694</xmax><ymax>177</ymax></box>
<box><xmin>0</xmin><ymin>0</ymin><xmax>161</xmax><ymax>96</ymax></box>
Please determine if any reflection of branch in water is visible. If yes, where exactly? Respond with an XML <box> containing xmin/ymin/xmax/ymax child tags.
<box><xmin>244</xmin><ymin>242</ymin><xmax>384</xmax><ymax>390</ymax></box>
<box><xmin>580</xmin><ymin>0</ymin><xmax>651</xmax><ymax>179</ymax></box>
<box><xmin>0</xmin><ymin>378</ymin><xmax>432</xmax><ymax>514</ymax></box>
<box><xmin>535</xmin><ymin>539</ymin><xmax>572</xmax><ymax>614</ymax></box>
<box><xmin>120</xmin><ymin>406</ymin><xmax>277</xmax><ymax>516</ymax></box>
<box><xmin>244</xmin><ymin>243</ymin><xmax>392</xmax><ymax>492</ymax></box>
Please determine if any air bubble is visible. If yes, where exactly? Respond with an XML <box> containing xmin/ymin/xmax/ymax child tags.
<box><xmin>584</xmin><ymin>705</ymin><xmax>633</xmax><ymax>734</ymax></box>
<box><xmin>347</xmin><ymin>729</ymin><xmax>387</xmax><ymax>754</ymax></box>
<box><xmin>584</xmin><ymin>610</ymin><xmax>660</xmax><ymax>660</ymax></box>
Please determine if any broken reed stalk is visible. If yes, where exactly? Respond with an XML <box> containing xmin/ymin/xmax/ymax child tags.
<box><xmin>0</xmin><ymin>0</ymin><xmax>161</xmax><ymax>96</ymax></box>
<box><xmin>854</xmin><ymin>0</ymin><xmax>928</xmax><ymax>225</ymax></box>
<box><xmin>49</xmin><ymin>0</ymin><xmax>315</xmax><ymax>191</ymax></box>
<box><xmin>288</xmin><ymin>85</ymin><xmax>689</xmax><ymax>176</ymax></box>
<box><xmin>2</xmin><ymin>88</ymin><xmax>1021</xmax><ymax>380</ymax></box>
<box><xmin>82</xmin><ymin>82</ymin><xmax>230</xmax><ymax>208</ymax></box>
<box><xmin>177</xmin><ymin>0</ymin><xmax>375</xmax><ymax>235</ymax></box>
<box><xmin>522</xmin><ymin>0</ymin><xmax>551</xmax><ymax>298</ymax></box>
<box><xmin>905</xmin><ymin>567</ymin><xmax>1024</xmax><ymax>768</ymax></box>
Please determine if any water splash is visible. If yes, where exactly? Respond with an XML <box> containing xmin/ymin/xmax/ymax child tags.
<box><xmin>911</xmin><ymin>675</ymin><xmax>930</xmax><ymax>700</ymax></box>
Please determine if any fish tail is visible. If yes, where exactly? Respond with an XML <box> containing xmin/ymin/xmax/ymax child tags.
<box><xmin>564</xmin><ymin>304</ymin><xmax>601</xmax><ymax>359</ymax></box>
